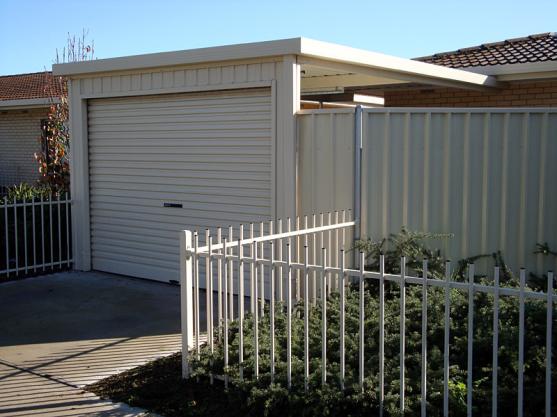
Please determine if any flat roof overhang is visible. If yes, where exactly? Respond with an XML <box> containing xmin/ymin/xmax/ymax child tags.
<box><xmin>53</xmin><ymin>37</ymin><xmax>499</xmax><ymax>92</ymax></box>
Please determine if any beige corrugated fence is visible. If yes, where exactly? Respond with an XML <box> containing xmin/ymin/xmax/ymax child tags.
<box><xmin>297</xmin><ymin>108</ymin><xmax>557</xmax><ymax>275</ymax></box>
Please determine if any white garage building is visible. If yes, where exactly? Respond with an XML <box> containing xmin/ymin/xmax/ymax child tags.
<box><xmin>54</xmin><ymin>38</ymin><xmax>496</xmax><ymax>282</ymax></box>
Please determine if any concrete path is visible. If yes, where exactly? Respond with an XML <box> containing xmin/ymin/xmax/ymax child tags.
<box><xmin>0</xmin><ymin>271</ymin><xmax>182</xmax><ymax>416</ymax></box>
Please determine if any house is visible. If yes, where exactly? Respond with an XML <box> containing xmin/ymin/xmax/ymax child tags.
<box><xmin>0</xmin><ymin>72</ymin><xmax>63</xmax><ymax>189</ymax></box>
<box><xmin>388</xmin><ymin>32</ymin><xmax>557</xmax><ymax>107</ymax></box>
<box><xmin>53</xmin><ymin>36</ymin><xmax>556</xmax><ymax>283</ymax></box>
<box><xmin>305</xmin><ymin>32</ymin><xmax>557</xmax><ymax>108</ymax></box>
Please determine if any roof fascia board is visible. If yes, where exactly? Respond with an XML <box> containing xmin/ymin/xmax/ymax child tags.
<box><xmin>65</xmin><ymin>57</ymin><xmax>284</xmax><ymax>80</ymax></box>
<box><xmin>299</xmin><ymin>38</ymin><xmax>500</xmax><ymax>89</ymax></box>
<box><xmin>461</xmin><ymin>60</ymin><xmax>557</xmax><ymax>76</ymax></box>
<box><xmin>53</xmin><ymin>38</ymin><xmax>303</xmax><ymax>76</ymax></box>
<box><xmin>52</xmin><ymin>36</ymin><xmax>499</xmax><ymax>90</ymax></box>
<box><xmin>496</xmin><ymin>71</ymin><xmax>557</xmax><ymax>81</ymax></box>
<box><xmin>0</xmin><ymin>97</ymin><xmax>59</xmax><ymax>109</ymax></box>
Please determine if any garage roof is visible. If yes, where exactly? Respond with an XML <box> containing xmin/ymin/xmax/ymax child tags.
<box><xmin>53</xmin><ymin>38</ymin><xmax>498</xmax><ymax>91</ymax></box>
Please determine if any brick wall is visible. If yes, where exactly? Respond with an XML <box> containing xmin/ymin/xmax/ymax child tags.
<box><xmin>384</xmin><ymin>79</ymin><xmax>557</xmax><ymax>107</ymax></box>
<box><xmin>0</xmin><ymin>108</ymin><xmax>47</xmax><ymax>187</ymax></box>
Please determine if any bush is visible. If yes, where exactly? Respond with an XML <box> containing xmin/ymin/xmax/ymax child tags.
<box><xmin>1</xmin><ymin>183</ymin><xmax>60</xmax><ymax>203</ymax></box>
<box><xmin>189</xmin><ymin>230</ymin><xmax>555</xmax><ymax>417</ymax></box>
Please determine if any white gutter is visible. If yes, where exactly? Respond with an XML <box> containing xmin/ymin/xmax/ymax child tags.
<box><xmin>353</xmin><ymin>94</ymin><xmax>385</xmax><ymax>106</ymax></box>
<box><xmin>0</xmin><ymin>97</ymin><xmax>59</xmax><ymax>110</ymax></box>
<box><xmin>458</xmin><ymin>60</ymin><xmax>557</xmax><ymax>76</ymax></box>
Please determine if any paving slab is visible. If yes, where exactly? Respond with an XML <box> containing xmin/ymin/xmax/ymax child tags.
<box><xmin>0</xmin><ymin>271</ymin><xmax>182</xmax><ymax>416</ymax></box>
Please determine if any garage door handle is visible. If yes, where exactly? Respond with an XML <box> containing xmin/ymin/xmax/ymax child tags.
<box><xmin>163</xmin><ymin>202</ymin><xmax>183</xmax><ymax>208</ymax></box>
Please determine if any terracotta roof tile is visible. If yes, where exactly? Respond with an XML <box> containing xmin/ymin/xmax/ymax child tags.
<box><xmin>416</xmin><ymin>33</ymin><xmax>557</xmax><ymax>68</ymax></box>
<box><xmin>0</xmin><ymin>71</ymin><xmax>64</xmax><ymax>102</ymax></box>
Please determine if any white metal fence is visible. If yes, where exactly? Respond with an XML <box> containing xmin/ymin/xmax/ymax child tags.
<box><xmin>180</xmin><ymin>210</ymin><xmax>353</xmax><ymax>376</ymax></box>
<box><xmin>180</xmin><ymin>212</ymin><xmax>555</xmax><ymax>416</ymax></box>
<box><xmin>1</xmin><ymin>194</ymin><xmax>73</xmax><ymax>278</ymax></box>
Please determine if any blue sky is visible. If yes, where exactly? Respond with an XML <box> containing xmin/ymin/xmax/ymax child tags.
<box><xmin>0</xmin><ymin>0</ymin><xmax>555</xmax><ymax>75</ymax></box>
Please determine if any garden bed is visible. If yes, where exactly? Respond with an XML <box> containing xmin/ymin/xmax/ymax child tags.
<box><xmin>87</xmin><ymin>229</ymin><xmax>555</xmax><ymax>417</ymax></box>
<box><xmin>87</xmin><ymin>351</ymin><xmax>382</xmax><ymax>417</ymax></box>
<box><xmin>87</xmin><ymin>353</ymin><xmax>253</xmax><ymax>417</ymax></box>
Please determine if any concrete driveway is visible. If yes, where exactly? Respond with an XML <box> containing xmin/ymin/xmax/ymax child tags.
<box><xmin>0</xmin><ymin>271</ymin><xmax>182</xmax><ymax>416</ymax></box>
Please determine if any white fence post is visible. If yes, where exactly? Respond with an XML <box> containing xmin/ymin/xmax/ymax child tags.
<box><xmin>443</xmin><ymin>260</ymin><xmax>451</xmax><ymax>417</ymax></box>
<box><xmin>286</xmin><ymin>242</ymin><xmax>292</xmax><ymax>389</ymax></box>
<box><xmin>321</xmin><ymin>246</ymin><xmax>328</xmax><ymax>386</ymax></box>
<box><xmin>492</xmin><ymin>266</ymin><xmax>500</xmax><ymax>417</ymax></box>
<box><xmin>303</xmin><ymin>245</ymin><xmax>309</xmax><ymax>392</ymax></box>
<box><xmin>518</xmin><ymin>268</ymin><xmax>526</xmax><ymax>417</ymax></box>
<box><xmin>3</xmin><ymin>197</ymin><xmax>9</xmax><ymax>278</ymax></box>
<box><xmin>339</xmin><ymin>248</ymin><xmax>346</xmax><ymax>390</ymax></box>
<box><xmin>358</xmin><ymin>250</ymin><xmax>365</xmax><ymax>391</ymax></box>
<box><xmin>379</xmin><ymin>254</ymin><xmax>385</xmax><ymax>417</ymax></box>
<box><xmin>421</xmin><ymin>259</ymin><xmax>428</xmax><ymax>417</ymax></box>
<box><xmin>467</xmin><ymin>263</ymin><xmax>475</xmax><ymax>417</ymax></box>
<box><xmin>546</xmin><ymin>271</ymin><xmax>554</xmax><ymax>417</ymax></box>
<box><xmin>400</xmin><ymin>256</ymin><xmax>406</xmax><ymax>413</ymax></box>
<box><xmin>270</xmin><ymin>240</ymin><xmax>276</xmax><ymax>382</ymax></box>
<box><xmin>180</xmin><ymin>230</ymin><xmax>194</xmax><ymax>379</ymax></box>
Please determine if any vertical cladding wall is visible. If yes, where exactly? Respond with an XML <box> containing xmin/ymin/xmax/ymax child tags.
<box><xmin>0</xmin><ymin>108</ymin><xmax>45</xmax><ymax>187</ymax></box>
<box><xmin>75</xmin><ymin>60</ymin><xmax>280</xmax><ymax>96</ymax></box>
<box><xmin>297</xmin><ymin>108</ymin><xmax>557</xmax><ymax>275</ymax></box>
<box><xmin>66</xmin><ymin>56</ymin><xmax>301</xmax><ymax>274</ymax></box>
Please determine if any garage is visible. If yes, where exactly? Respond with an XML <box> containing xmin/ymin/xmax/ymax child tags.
<box><xmin>87</xmin><ymin>88</ymin><xmax>273</xmax><ymax>282</ymax></box>
<box><xmin>54</xmin><ymin>38</ymin><xmax>495</xmax><ymax>282</ymax></box>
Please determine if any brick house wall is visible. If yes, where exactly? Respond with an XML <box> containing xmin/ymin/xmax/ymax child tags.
<box><xmin>0</xmin><ymin>108</ymin><xmax>47</xmax><ymax>187</ymax></box>
<box><xmin>384</xmin><ymin>79</ymin><xmax>557</xmax><ymax>107</ymax></box>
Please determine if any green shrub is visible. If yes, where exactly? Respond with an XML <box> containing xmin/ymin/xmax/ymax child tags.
<box><xmin>189</xmin><ymin>230</ymin><xmax>555</xmax><ymax>417</ymax></box>
<box><xmin>2</xmin><ymin>182</ymin><xmax>60</xmax><ymax>203</ymax></box>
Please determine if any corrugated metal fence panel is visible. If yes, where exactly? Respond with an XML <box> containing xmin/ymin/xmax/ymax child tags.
<box><xmin>88</xmin><ymin>88</ymin><xmax>273</xmax><ymax>282</ymax></box>
<box><xmin>298</xmin><ymin>110</ymin><xmax>355</xmax><ymax>217</ymax></box>
<box><xmin>298</xmin><ymin>110</ymin><xmax>355</xmax><ymax>266</ymax></box>
<box><xmin>298</xmin><ymin>109</ymin><xmax>557</xmax><ymax>275</ymax></box>
<box><xmin>363</xmin><ymin>109</ymin><xmax>557</xmax><ymax>275</ymax></box>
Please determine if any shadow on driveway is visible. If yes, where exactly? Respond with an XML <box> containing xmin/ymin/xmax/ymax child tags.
<box><xmin>0</xmin><ymin>271</ymin><xmax>182</xmax><ymax>416</ymax></box>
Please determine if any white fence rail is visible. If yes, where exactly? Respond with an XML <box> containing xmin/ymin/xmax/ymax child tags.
<box><xmin>180</xmin><ymin>212</ymin><xmax>555</xmax><ymax>416</ymax></box>
<box><xmin>180</xmin><ymin>210</ymin><xmax>353</xmax><ymax>379</ymax></box>
<box><xmin>1</xmin><ymin>194</ymin><xmax>73</xmax><ymax>278</ymax></box>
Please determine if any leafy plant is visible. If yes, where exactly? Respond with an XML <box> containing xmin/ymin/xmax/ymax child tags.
<box><xmin>34</xmin><ymin>30</ymin><xmax>95</xmax><ymax>192</ymax></box>
<box><xmin>36</xmin><ymin>88</ymin><xmax>70</xmax><ymax>191</ymax></box>
<box><xmin>2</xmin><ymin>183</ymin><xmax>57</xmax><ymax>203</ymax></box>
<box><xmin>353</xmin><ymin>227</ymin><xmax>452</xmax><ymax>278</ymax></box>
<box><xmin>534</xmin><ymin>242</ymin><xmax>557</xmax><ymax>257</ymax></box>
<box><xmin>528</xmin><ymin>242</ymin><xmax>557</xmax><ymax>291</ymax></box>
<box><xmin>187</xmin><ymin>229</ymin><xmax>555</xmax><ymax>417</ymax></box>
